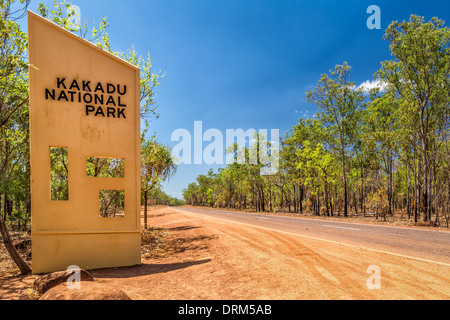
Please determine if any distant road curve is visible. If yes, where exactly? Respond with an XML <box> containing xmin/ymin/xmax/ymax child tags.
<box><xmin>175</xmin><ymin>206</ymin><xmax>450</xmax><ymax>266</ymax></box>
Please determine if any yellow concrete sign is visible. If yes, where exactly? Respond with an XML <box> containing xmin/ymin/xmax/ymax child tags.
<box><xmin>28</xmin><ymin>11</ymin><xmax>141</xmax><ymax>274</ymax></box>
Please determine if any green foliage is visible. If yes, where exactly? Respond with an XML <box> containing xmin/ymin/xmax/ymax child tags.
<box><xmin>86</xmin><ymin>157</ymin><xmax>125</xmax><ymax>178</ymax></box>
<box><xmin>0</xmin><ymin>0</ymin><xmax>30</xmax><ymax>228</ymax></box>
<box><xmin>143</xmin><ymin>183</ymin><xmax>185</xmax><ymax>206</ymax></box>
<box><xmin>99</xmin><ymin>189</ymin><xmax>124</xmax><ymax>217</ymax></box>
<box><xmin>0</xmin><ymin>1</ymin><xmax>166</xmax><ymax>229</ymax></box>
<box><xmin>377</xmin><ymin>15</ymin><xmax>450</xmax><ymax>221</ymax></box>
<box><xmin>37</xmin><ymin>0</ymin><xmax>108</xmax><ymax>44</ymax></box>
<box><xmin>0</xmin><ymin>1</ymin><xmax>449</xmax><ymax>227</ymax></box>
<box><xmin>37</xmin><ymin>0</ymin><xmax>164</xmax><ymax>121</ymax></box>
<box><xmin>184</xmin><ymin>15</ymin><xmax>449</xmax><ymax>224</ymax></box>
<box><xmin>50</xmin><ymin>147</ymin><xmax>68</xmax><ymax>201</ymax></box>
<box><xmin>141</xmin><ymin>136</ymin><xmax>177</xmax><ymax>193</ymax></box>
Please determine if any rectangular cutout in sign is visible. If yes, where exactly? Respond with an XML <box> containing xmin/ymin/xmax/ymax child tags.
<box><xmin>50</xmin><ymin>147</ymin><xmax>69</xmax><ymax>201</ymax></box>
<box><xmin>86</xmin><ymin>157</ymin><xmax>124</xmax><ymax>178</ymax></box>
<box><xmin>99</xmin><ymin>189</ymin><xmax>125</xmax><ymax>218</ymax></box>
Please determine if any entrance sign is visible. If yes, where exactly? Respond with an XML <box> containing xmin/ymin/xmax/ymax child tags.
<box><xmin>28</xmin><ymin>11</ymin><xmax>141</xmax><ymax>274</ymax></box>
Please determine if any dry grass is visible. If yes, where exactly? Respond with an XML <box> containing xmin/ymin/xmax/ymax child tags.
<box><xmin>0</xmin><ymin>230</ymin><xmax>31</xmax><ymax>278</ymax></box>
<box><xmin>140</xmin><ymin>227</ymin><xmax>175</xmax><ymax>258</ymax></box>
<box><xmin>0</xmin><ymin>247</ymin><xmax>20</xmax><ymax>278</ymax></box>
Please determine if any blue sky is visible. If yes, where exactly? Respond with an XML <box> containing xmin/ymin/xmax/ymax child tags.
<box><xmin>20</xmin><ymin>0</ymin><xmax>450</xmax><ymax>199</ymax></box>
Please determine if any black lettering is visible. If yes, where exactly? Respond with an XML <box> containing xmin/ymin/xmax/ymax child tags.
<box><xmin>117</xmin><ymin>85</ymin><xmax>127</xmax><ymax>95</ymax></box>
<box><xmin>67</xmin><ymin>91</ymin><xmax>76</xmax><ymax>102</ymax></box>
<box><xmin>83</xmin><ymin>93</ymin><xmax>93</xmax><ymax>104</ymax></box>
<box><xmin>107</xmin><ymin>83</ymin><xmax>116</xmax><ymax>94</ymax></box>
<box><xmin>86</xmin><ymin>105</ymin><xmax>95</xmax><ymax>116</ymax></box>
<box><xmin>95</xmin><ymin>82</ymin><xmax>104</xmax><ymax>93</ymax></box>
<box><xmin>106</xmin><ymin>96</ymin><xmax>116</xmax><ymax>106</ymax></box>
<box><xmin>83</xmin><ymin>80</ymin><xmax>91</xmax><ymax>92</ymax></box>
<box><xmin>94</xmin><ymin>94</ymin><xmax>104</xmax><ymax>105</ymax></box>
<box><xmin>117</xmin><ymin>108</ymin><xmax>126</xmax><ymax>119</ymax></box>
<box><xmin>95</xmin><ymin>106</ymin><xmax>105</xmax><ymax>117</ymax></box>
<box><xmin>57</xmin><ymin>77</ymin><xmax>66</xmax><ymax>89</ymax></box>
<box><xmin>57</xmin><ymin>90</ymin><xmax>69</xmax><ymax>102</ymax></box>
<box><xmin>69</xmin><ymin>79</ymin><xmax>80</xmax><ymax>91</ymax></box>
<box><xmin>45</xmin><ymin>88</ymin><xmax>55</xmax><ymax>100</ymax></box>
<box><xmin>107</xmin><ymin>107</ymin><xmax>116</xmax><ymax>118</ymax></box>
<box><xmin>118</xmin><ymin>96</ymin><xmax>126</xmax><ymax>107</ymax></box>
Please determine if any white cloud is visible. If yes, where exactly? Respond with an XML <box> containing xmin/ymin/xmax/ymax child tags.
<box><xmin>357</xmin><ymin>79</ymin><xmax>387</xmax><ymax>93</ymax></box>
<box><xmin>345</xmin><ymin>84</ymin><xmax>356</xmax><ymax>90</ymax></box>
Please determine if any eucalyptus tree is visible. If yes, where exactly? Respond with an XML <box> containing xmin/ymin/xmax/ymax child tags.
<box><xmin>365</xmin><ymin>93</ymin><xmax>400</xmax><ymax>215</ymax></box>
<box><xmin>183</xmin><ymin>182</ymin><xmax>200</xmax><ymax>206</ymax></box>
<box><xmin>0</xmin><ymin>0</ymin><xmax>29</xmax><ymax>129</ymax></box>
<box><xmin>281</xmin><ymin>119</ymin><xmax>309</xmax><ymax>213</ymax></box>
<box><xmin>306</xmin><ymin>62</ymin><xmax>366</xmax><ymax>217</ymax></box>
<box><xmin>247</xmin><ymin>132</ymin><xmax>270</xmax><ymax>212</ymax></box>
<box><xmin>183</xmin><ymin>15</ymin><xmax>449</xmax><ymax>226</ymax></box>
<box><xmin>377</xmin><ymin>15</ymin><xmax>450</xmax><ymax>222</ymax></box>
<box><xmin>0</xmin><ymin>0</ymin><xmax>30</xmax><ymax>216</ymax></box>
<box><xmin>0</xmin><ymin>0</ymin><xmax>31</xmax><ymax>275</ymax></box>
<box><xmin>298</xmin><ymin>141</ymin><xmax>336</xmax><ymax>216</ymax></box>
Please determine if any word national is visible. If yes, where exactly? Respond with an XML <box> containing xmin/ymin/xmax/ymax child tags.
<box><xmin>44</xmin><ymin>77</ymin><xmax>128</xmax><ymax>119</ymax></box>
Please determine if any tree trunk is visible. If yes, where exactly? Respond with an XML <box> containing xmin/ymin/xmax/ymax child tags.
<box><xmin>316</xmin><ymin>189</ymin><xmax>320</xmax><ymax>216</ymax></box>
<box><xmin>414</xmin><ymin>160</ymin><xmax>419</xmax><ymax>223</ymax></box>
<box><xmin>433</xmin><ymin>161</ymin><xmax>438</xmax><ymax>224</ymax></box>
<box><xmin>421</xmin><ymin>134</ymin><xmax>429</xmax><ymax>222</ymax></box>
<box><xmin>299</xmin><ymin>186</ymin><xmax>303</xmax><ymax>213</ymax></box>
<box><xmin>261</xmin><ymin>187</ymin><xmax>265</xmax><ymax>212</ymax></box>
<box><xmin>389</xmin><ymin>156</ymin><xmax>393</xmax><ymax>215</ymax></box>
<box><xmin>144</xmin><ymin>190</ymin><xmax>148</xmax><ymax>229</ymax></box>
<box><xmin>280</xmin><ymin>188</ymin><xmax>283</xmax><ymax>208</ymax></box>
<box><xmin>3</xmin><ymin>191</ymin><xmax>7</xmax><ymax>220</ymax></box>
<box><xmin>407</xmin><ymin>164</ymin><xmax>411</xmax><ymax>219</ymax></box>
<box><xmin>360</xmin><ymin>166</ymin><xmax>364</xmax><ymax>215</ymax></box>
<box><xmin>341</xmin><ymin>150</ymin><xmax>348</xmax><ymax>217</ymax></box>
<box><xmin>269</xmin><ymin>187</ymin><xmax>272</xmax><ymax>212</ymax></box>
<box><xmin>324</xmin><ymin>182</ymin><xmax>330</xmax><ymax>217</ymax></box>
<box><xmin>335</xmin><ymin>184</ymin><xmax>340</xmax><ymax>217</ymax></box>
<box><xmin>286</xmin><ymin>192</ymin><xmax>291</xmax><ymax>213</ymax></box>
<box><xmin>293</xmin><ymin>184</ymin><xmax>297</xmax><ymax>213</ymax></box>
<box><xmin>0</xmin><ymin>215</ymin><xmax>31</xmax><ymax>275</ymax></box>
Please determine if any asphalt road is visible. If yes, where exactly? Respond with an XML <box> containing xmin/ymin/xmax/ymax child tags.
<box><xmin>175</xmin><ymin>206</ymin><xmax>450</xmax><ymax>266</ymax></box>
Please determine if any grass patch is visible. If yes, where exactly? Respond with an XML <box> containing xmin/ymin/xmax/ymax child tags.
<box><xmin>141</xmin><ymin>227</ymin><xmax>174</xmax><ymax>258</ymax></box>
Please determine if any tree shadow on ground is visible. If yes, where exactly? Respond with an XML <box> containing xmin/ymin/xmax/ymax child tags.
<box><xmin>145</xmin><ymin>212</ymin><xmax>176</xmax><ymax>218</ymax></box>
<box><xmin>90</xmin><ymin>259</ymin><xmax>211</xmax><ymax>279</ymax></box>
<box><xmin>0</xmin><ymin>275</ymin><xmax>37</xmax><ymax>300</ymax></box>
<box><xmin>168</xmin><ymin>226</ymin><xmax>200</xmax><ymax>231</ymax></box>
<box><xmin>172</xmin><ymin>235</ymin><xmax>217</xmax><ymax>253</ymax></box>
